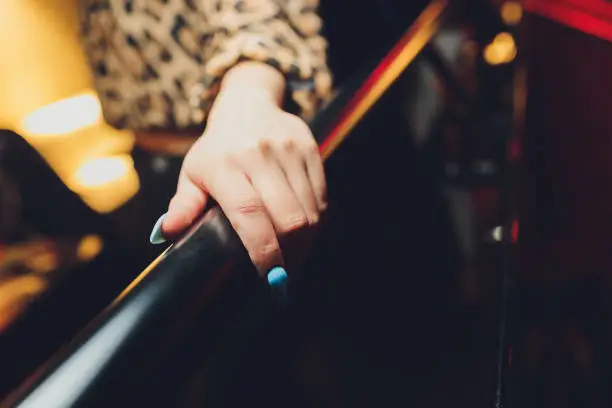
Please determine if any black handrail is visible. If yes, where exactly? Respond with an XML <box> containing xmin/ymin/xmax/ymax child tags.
<box><xmin>1</xmin><ymin>3</ymin><xmax>447</xmax><ymax>407</ymax></box>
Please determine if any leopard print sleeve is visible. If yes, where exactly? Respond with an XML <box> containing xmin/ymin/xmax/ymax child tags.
<box><xmin>190</xmin><ymin>0</ymin><xmax>333</xmax><ymax>122</ymax></box>
<box><xmin>81</xmin><ymin>0</ymin><xmax>331</xmax><ymax>130</ymax></box>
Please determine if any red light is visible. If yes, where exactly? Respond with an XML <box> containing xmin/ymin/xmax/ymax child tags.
<box><xmin>525</xmin><ymin>0</ymin><xmax>612</xmax><ymax>43</ymax></box>
<box><xmin>511</xmin><ymin>220</ymin><xmax>519</xmax><ymax>243</ymax></box>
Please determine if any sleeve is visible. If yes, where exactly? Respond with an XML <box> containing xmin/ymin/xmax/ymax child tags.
<box><xmin>189</xmin><ymin>0</ymin><xmax>333</xmax><ymax>122</ymax></box>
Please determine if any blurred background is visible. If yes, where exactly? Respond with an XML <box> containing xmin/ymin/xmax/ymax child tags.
<box><xmin>1</xmin><ymin>0</ymin><xmax>611</xmax><ymax>407</ymax></box>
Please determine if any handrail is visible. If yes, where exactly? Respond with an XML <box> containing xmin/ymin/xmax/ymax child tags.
<box><xmin>1</xmin><ymin>2</ymin><xmax>447</xmax><ymax>407</ymax></box>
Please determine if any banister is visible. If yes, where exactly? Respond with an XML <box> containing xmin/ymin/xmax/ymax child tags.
<box><xmin>1</xmin><ymin>2</ymin><xmax>447</xmax><ymax>407</ymax></box>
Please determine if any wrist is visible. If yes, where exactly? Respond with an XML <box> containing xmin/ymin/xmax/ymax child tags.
<box><xmin>218</xmin><ymin>61</ymin><xmax>286</xmax><ymax>106</ymax></box>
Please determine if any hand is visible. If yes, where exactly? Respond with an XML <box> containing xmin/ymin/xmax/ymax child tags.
<box><xmin>158</xmin><ymin>63</ymin><xmax>327</xmax><ymax>275</ymax></box>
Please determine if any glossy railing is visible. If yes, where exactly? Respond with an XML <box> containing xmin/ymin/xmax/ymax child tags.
<box><xmin>0</xmin><ymin>2</ymin><xmax>447</xmax><ymax>407</ymax></box>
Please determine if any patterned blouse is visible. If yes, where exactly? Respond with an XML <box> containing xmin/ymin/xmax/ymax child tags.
<box><xmin>80</xmin><ymin>0</ymin><xmax>332</xmax><ymax>131</ymax></box>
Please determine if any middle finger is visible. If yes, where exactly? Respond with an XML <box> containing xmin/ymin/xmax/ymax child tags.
<box><xmin>238</xmin><ymin>145</ymin><xmax>308</xmax><ymax>237</ymax></box>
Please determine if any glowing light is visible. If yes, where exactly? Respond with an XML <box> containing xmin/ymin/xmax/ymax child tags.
<box><xmin>74</xmin><ymin>155</ymin><xmax>132</xmax><ymax>188</ymax></box>
<box><xmin>77</xmin><ymin>234</ymin><xmax>104</xmax><ymax>261</ymax></box>
<box><xmin>490</xmin><ymin>222</ymin><xmax>519</xmax><ymax>243</ymax></box>
<box><xmin>511</xmin><ymin>220</ymin><xmax>519</xmax><ymax>243</ymax></box>
<box><xmin>24</xmin><ymin>251</ymin><xmax>59</xmax><ymax>274</ymax></box>
<box><xmin>492</xmin><ymin>226</ymin><xmax>503</xmax><ymax>242</ymax></box>
<box><xmin>0</xmin><ymin>1</ymin><xmax>139</xmax><ymax>215</ymax></box>
<box><xmin>501</xmin><ymin>2</ymin><xmax>523</xmax><ymax>26</ymax></box>
<box><xmin>0</xmin><ymin>276</ymin><xmax>48</xmax><ymax>332</ymax></box>
<box><xmin>0</xmin><ymin>276</ymin><xmax>47</xmax><ymax>303</ymax></box>
<box><xmin>484</xmin><ymin>32</ymin><xmax>517</xmax><ymax>66</ymax></box>
<box><xmin>71</xmin><ymin>154</ymin><xmax>140</xmax><ymax>214</ymax></box>
<box><xmin>20</xmin><ymin>92</ymin><xmax>102</xmax><ymax>137</ymax></box>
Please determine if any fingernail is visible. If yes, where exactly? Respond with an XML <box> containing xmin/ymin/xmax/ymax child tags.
<box><xmin>267</xmin><ymin>266</ymin><xmax>289</xmax><ymax>306</ymax></box>
<box><xmin>267</xmin><ymin>266</ymin><xmax>289</xmax><ymax>287</ymax></box>
<box><xmin>149</xmin><ymin>213</ymin><xmax>167</xmax><ymax>244</ymax></box>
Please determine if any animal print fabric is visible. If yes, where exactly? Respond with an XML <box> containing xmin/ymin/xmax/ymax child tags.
<box><xmin>80</xmin><ymin>0</ymin><xmax>332</xmax><ymax>131</ymax></box>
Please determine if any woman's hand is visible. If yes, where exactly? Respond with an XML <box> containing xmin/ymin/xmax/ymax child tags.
<box><xmin>156</xmin><ymin>62</ymin><xmax>327</xmax><ymax>275</ymax></box>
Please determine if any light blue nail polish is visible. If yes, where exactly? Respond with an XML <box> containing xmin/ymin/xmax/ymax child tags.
<box><xmin>267</xmin><ymin>266</ymin><xmax>288</xmax><ymax>287</ymax></box>
<box><xmin>149</xmin><ymin>213</ymin><xmax>167</xmax><ymax>244</ymax></box>
<box><xmin>267</xmin><ymin>266</ymin><xmax>289</xmax><ymax>306</ymax></box>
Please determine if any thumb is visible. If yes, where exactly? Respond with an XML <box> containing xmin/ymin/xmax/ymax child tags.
<box><xmin>161</xmin><ymin>173</ymin><xmax>208</xmax><ymax>241</ymax></box>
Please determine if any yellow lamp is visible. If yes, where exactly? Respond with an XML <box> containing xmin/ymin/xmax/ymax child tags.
<box><xmin>0</xmin><ymin>0</ymin><xmax>138</xmax><ymax>213</ymax></box>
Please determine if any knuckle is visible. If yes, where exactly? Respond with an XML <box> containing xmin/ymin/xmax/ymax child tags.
<box><xmin>233</xmin><ymin>196</ymin><xmax>266</xmax><ymax>216</ymax></box>
<box><xmin>250</xmin><ymin>240</ymin><xmax>281</xmax><ymax>268</ymax></box>
<box><xmin>279</xmin><ymin>137</ymin><xmax>297</xmax><ymax>154</ymax></box>
<box><xmin>302</xmin><ymin>140</ymin><xmax>321</xmax><ymax>158</ymax></box>
<box><xmin>256</xmin><ymin>138</ymin><xmax>273</xmax><ymax>157</ymax></box>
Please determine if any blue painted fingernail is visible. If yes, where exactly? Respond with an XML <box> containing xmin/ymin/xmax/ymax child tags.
<box><xmin>267</xmin><ymin>266</ymin><xmax>289</xmax><ymax>287</ymax></box>
<box><xmin>149</xmin><ymin>213</ymin><xmax>167</xmax><ymax>244</ymax></box>
<box><xmin>267</xmin><ymin>266</ymin><xmax>289</xmax><ymax>306</ymax></box>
